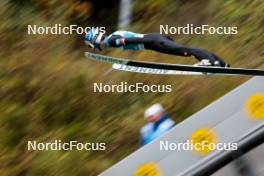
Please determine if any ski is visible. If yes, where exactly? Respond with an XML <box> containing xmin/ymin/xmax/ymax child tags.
<box><xmin>112</xmin><ymin>63</ymin><xmax>206</xmax><ymax>75</ymax></box>
<box><xmin>84</xmin><ymin>52</ymin><xmax>264</xmax><ymax>76</ymax></box>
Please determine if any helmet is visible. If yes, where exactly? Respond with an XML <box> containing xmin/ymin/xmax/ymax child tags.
<box><xmin>144</xmin><ymin>103</ymin><xmax>164</xmax><ymax>119</ymax></box>
<box><xmin>85</xmin><ymin>28</ymin><xmax>105</xmax><ymax>50</ymax></box>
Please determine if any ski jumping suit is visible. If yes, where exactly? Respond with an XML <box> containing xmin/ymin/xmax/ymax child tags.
<box><xmin>104</xmin><ymin>31</ymin><xmax>227</xmax><ymax>66</ymax></box>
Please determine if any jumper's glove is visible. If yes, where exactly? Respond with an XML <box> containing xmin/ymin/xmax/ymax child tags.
<box><xmin>108</xmin><ymin>35</ymin><xmax>125</xmax><ymax>47</ymax></box>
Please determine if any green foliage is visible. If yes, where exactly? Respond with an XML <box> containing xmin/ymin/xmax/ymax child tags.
<box><xmin>0</xmin><ymin>0</ymin><xmax>263</xmax><ymax>176</ymax></box>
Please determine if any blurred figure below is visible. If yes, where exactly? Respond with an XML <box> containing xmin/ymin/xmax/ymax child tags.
<box><xmin>140</xmin><ymin>104</ymin><xmax>175</xmax><ymax>146</ymax></box>
<box><xmin>85</xmin><ymin>29</ymin><xmax>230</xmax><ymax>67</ymax></box>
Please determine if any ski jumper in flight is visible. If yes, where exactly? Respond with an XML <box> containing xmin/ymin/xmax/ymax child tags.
<box><xmin>85</xmin><ymin>29</ymin><xmax>229</xmax><ymax>67</ymax></box>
